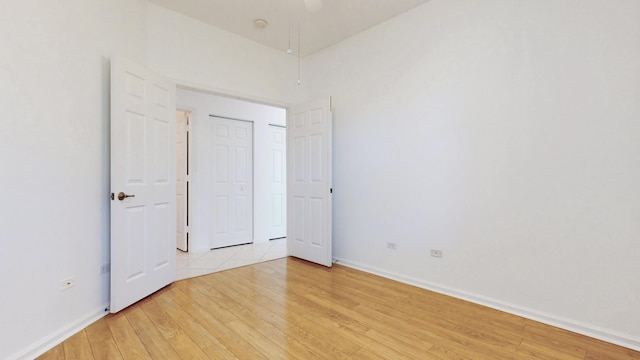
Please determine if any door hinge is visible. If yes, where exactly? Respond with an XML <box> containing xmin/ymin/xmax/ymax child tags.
<box><xmin>110</xmin><ymin>193</ymin><xmax>114</xmax><ymax>200</ymax></box>
<box><xmin>330</xmin><ymin>188</ymin><xmax>333</xmax><ymax>194</ymax></box>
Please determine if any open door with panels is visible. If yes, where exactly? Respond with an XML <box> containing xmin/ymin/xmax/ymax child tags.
<box><xmin>287</xmin><ymin>97</ymin><xmax>333</xmax><ymax>267</ymax></box>
<box><xmin>110</xmin><ymin>56</ymin><xmax>176</xmax><ymax>313</ymax></box>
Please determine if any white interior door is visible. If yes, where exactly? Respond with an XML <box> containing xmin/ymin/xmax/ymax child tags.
<box><xmin>211</xmin><ymin>117</ymin><xmax>253</xmax><ymax>248</ymax></box>
<box><xmin>176</xmin><ymin>111</ymin><xmax>188</xmax><ymax>251</ymax></box>
<box><xmin>269</xmin><ymin>125</ymin><xmax>287</xmax><ymax>240</ymax></box>
<box><xmin>110</xmin><ymin>57</ymin><xmax>176</xmax><ymax>313</ymax></box>
<box><xmin>287</xmin><ymin>98</ymin><xmax>332</xmax><ymax>267</ymax></box>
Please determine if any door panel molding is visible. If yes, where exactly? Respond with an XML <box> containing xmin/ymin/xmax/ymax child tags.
<box><xmin>287</xmin><ymin>97</ymin><xmax>332</xmax><ymax>267</ymax></box>
<box><xmin>110</xmin><ymin>56</ymin><xmax>176</xmax><ymax>313</ymax></box>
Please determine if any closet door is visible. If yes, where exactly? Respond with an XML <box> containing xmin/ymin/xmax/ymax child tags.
<box><xmin>211</xmin><ymin>117</ymin><xmax>253</xmax><ymax>248</ymax></box>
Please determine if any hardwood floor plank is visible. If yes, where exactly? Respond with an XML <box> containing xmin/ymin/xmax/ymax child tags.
<box><xmin>281</xmin><ymin>310</ymin><xmax>363</xmax><ymax>355</ymax></box>
<box><xmin>85</xmin><ymin>318</ymin><xmax>123</xmax><ymax>360</ymax></box>
<box><xmin>212</xmin><ymin>270</ymin><xmax>363</xmax><ymax>355</ymax></box>
<box><xmin>165</xmin><ymin>333</ymin><xmax>211</xmax><ymax>360</ymax></box>
<box><xmin>428</xmin><ymin>345</ymin><xmax>478</xmax><ymax>360</ymax></box>
<box><xmin>523</xmin><ymin>320</ymin><xmax>639</xmax><ymax>360</ymax></box>
<box><xmin>211</xmin><ymin>282</ymin><xmax>293</xmax><ymax>332</ymax></box>
<box><xmin>403</xmin><ymin>293</ymin><xmax>528</xmax><ymax>337</ymax></box>
<box><xmin>124</xmin><ymin>303</ymin><xmax>182</xmax><ymax>359</ymax></box>
<box><xmin>350</xmin><ymin>348</ymin><xmax>392</xmax><ymax>360</ymax></box>
<box><xmin>201</xmin><ymin>342</ymin><xmax>241</xmax><ymax>360</ymax></box>
<box><xmin>517</xmin><ymin>338</ymin><xmax>587</xmax><ymax>360</ymax></box>
<box><xmin>38</xmin><ymin>343</ymin><xmax>65</xmax><ymax>360</ymax></box>
<box><xmin>138</xmin><ymin>298</ymin><xmax>185</xmax><ymax>340</ymax></box>
<box><xmin>167</xmin><ymin>285</ymin><xmax>271</xmax><ymax>359</ymax></box>
<box><xmin>153</xmin><ymin>293</ymin><xmax>223</xmax><ymax>349</ymax></box>
<box><xmin>305</xmin><ymin>292</ymin><xmax>437</xmax><ymax>351</ymax></box>
<box><xmin>226</xmin><ymin>320</ymin><xmax>293</xmax><ymax>360</ymax></box>
<box><xmin>62</xmin><ymin>330</ymin><xmax>94</xmax><ymax>360</ymax></box>
<box><xmin>585</xmin><ymin>348</ymin><xmax>640</xmax><ymax>360</ymax></box>
<box><xmin>213</xmin><ymin>279</ymin><xmax>355</xmax><ymax>359</ymax></box>
<box><xmin>407</xmin><ymin>315</ymin><xmax>526</xmax><ymax>359</ymax></box>
<box><xmin>301</xmin><ymin>311</ymin><xmax>413</xmax><ymax>360</ymax></box>
<box><xmin>42</xmin><ymin>257</ymin><xmax>640</xmax><ymax>360</ymax></box>
<box><xmin>584</xmin><ymin>344</ymin><xmax>640</xmax><ymax>360</ymax></box>
<box><xmin>280</xmin><ymin>322</ymin><xmax>355</xmax><ymax>360</ymax></box>
<box><xmin>140</xmin><ymin>298</ymin><xmax>208</xmax><ymax>360</ymax></box>
<box><xmin>105</xmin><ymin>311</ymin><xmax>152</xmax><ymax>359</ymax></box>
<box><xmin>364</xmin><ymin>328</ymin><xmax>436</xmax><ymax>359</ymax></box>
<box><xmin>172</xmin><ymin>280</ymin><xmax>241</xmax><ymax>325</ymax></box>
<box><xmin>214</xmin><ymin>269</ymin><xmax>313</xmax><ymax>316</ymax></box>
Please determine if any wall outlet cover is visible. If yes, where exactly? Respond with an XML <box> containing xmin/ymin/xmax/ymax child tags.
<box><xmin>60</xmin><ymin>276</ymin><xmax>76</xmax><ymax>291</ymax></box>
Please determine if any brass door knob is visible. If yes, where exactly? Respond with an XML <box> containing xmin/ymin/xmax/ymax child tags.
<box><xmin>117</xmin><ymin>192</ymin><xmax>135</xmax><ymax>201</ymax></box>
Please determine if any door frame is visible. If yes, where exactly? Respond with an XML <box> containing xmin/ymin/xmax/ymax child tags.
<box><xmin>175</xmin><ymin>84</ymin><xmax>289</xmax><ymax>252</ymax></box>
<box><xmin>173</xmin><ymin>86</ymin><xmax>335</xmax><ymax>265</ymax></box>
<box><xmin>175</xmin><ymin>109</ymin><xmax>191</xmax><ymax>252</ymax></box>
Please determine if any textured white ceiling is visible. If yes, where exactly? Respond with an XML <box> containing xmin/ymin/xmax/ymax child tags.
<box><xmin>148</xmin><ymin>0</ymin><xmax>429</xmax><ymax>56</ymax></box>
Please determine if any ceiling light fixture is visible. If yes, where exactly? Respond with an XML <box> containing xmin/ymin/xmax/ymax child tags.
<box><xmin>253</xmin><ymin>18</ymin><xmax>268</xmax><ymax>29</ymax></box>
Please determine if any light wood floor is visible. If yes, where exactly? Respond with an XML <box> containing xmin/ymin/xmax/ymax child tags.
<box><xmin>39</xmin><ymin>257</ymin><xmax>639</xmax><ymax>360</ymax></box>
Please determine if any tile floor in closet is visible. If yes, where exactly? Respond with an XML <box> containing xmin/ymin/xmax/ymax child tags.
<box><xmin>176</xmin><ymin>238</ymin><xmax>287</xmax><ymax>280</ymax></box>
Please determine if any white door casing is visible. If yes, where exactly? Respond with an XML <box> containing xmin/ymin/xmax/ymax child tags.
<box><xmin>110</xmin><ymin>57</ymin><xmax>176</xmax><ymax>313</ymax></box>
<box><xmin>211</xmin><ymin>117</ymin><xmax>253</xmax><ymax>248</ymax></box>
<box><xmin>176</xmin><ymin>111</ymin><xmax>188</xmax><ymax>251</ymax></box>
<box><xmin>269</xmin><ymin>125</ymin><xmax>287</xmax><ymax>240</ymax></box>
<box><xmin>287</xmin><ymin>98</ymin><xmax>332</xmax><ymax>267</ymax></box>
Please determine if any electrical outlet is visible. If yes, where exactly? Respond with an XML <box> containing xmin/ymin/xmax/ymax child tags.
<box><xmin>60</xmin><ymin>276</ymin><xmax>76</xmax><ymax>291</ymax></box>
<box><xmin>430</xmin><ymin>249</ymin><xmax>443</xmax><ymax>258</ymax></box>
<box><xmin>100</xmin><ymin>263</ymin><xmax>110</xmax><ymax>274</ymax></box>
<box><xmin>386</xmin><ymin>242</ymin><xmax>397</xmax><ymax>250</ymax></box>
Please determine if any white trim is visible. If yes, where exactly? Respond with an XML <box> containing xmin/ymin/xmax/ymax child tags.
<box><xmin>334</xmin><ymin>257</ymin><xmax>640</xmax><ymax>352</ymax></box>
<box><xmin>8</xmin><ymin>307</ymin><xmax>108</xmax><ymax>360</ymax></box>
<box><xmin>174</xmin><ymin>79</ymin><xmax>292</xmax><ymax>110</ymax></box>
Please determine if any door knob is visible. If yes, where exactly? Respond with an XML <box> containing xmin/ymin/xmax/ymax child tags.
<box><xmin>117</xmin><ymin>192</ymin><xmax>135</xmax><ymax>201</ymax></box>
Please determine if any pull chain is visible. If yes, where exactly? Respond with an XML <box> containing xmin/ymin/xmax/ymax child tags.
<box><xmin>297</xmin><ymin>14</ymin><xmax>301</xmax><ymax>86</ymax></box>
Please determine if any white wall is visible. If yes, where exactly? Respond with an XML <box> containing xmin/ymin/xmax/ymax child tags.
<box><xmin>3</xmin><ymin>0</ymin><xmax>638</xmax><ymax>357</ymax></box>
<box><xmin>147</xmin><ymin>3</ymin><xmax>298</xmax><ymax>251</ymax></box>
<box><xmin>177</xmin><ymin>89</ymin><xmax>286</xmax><ymax>252</ymax></box>
<box><xmin>0</xmin><ymin>1</ymin><xmax>296</xmax><ymax>359</ymax></box>
<box><xmin>0</xmin><ymin>1</ymin><xmax>148</xmax><ymax>359</ymax></box>
<box><xmin>304</xmin><ymin>0</ymin><xmax>640</xmax><ymax>349</ymax></box>
<box><xmin>146</xmin><ymin>3</ymin><xmax>302</xmax><ymax>107</ymax></box>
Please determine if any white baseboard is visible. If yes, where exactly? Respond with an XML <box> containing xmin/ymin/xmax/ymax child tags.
<box><xmin>8</xmin><ymin>307</ymin><xmax>108</xmax><ymax>360</ymax></box>
<box><xmin>334</xmin><ymin>257</ymin><xmax>640</xmax><ymax>352</ymax></box>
